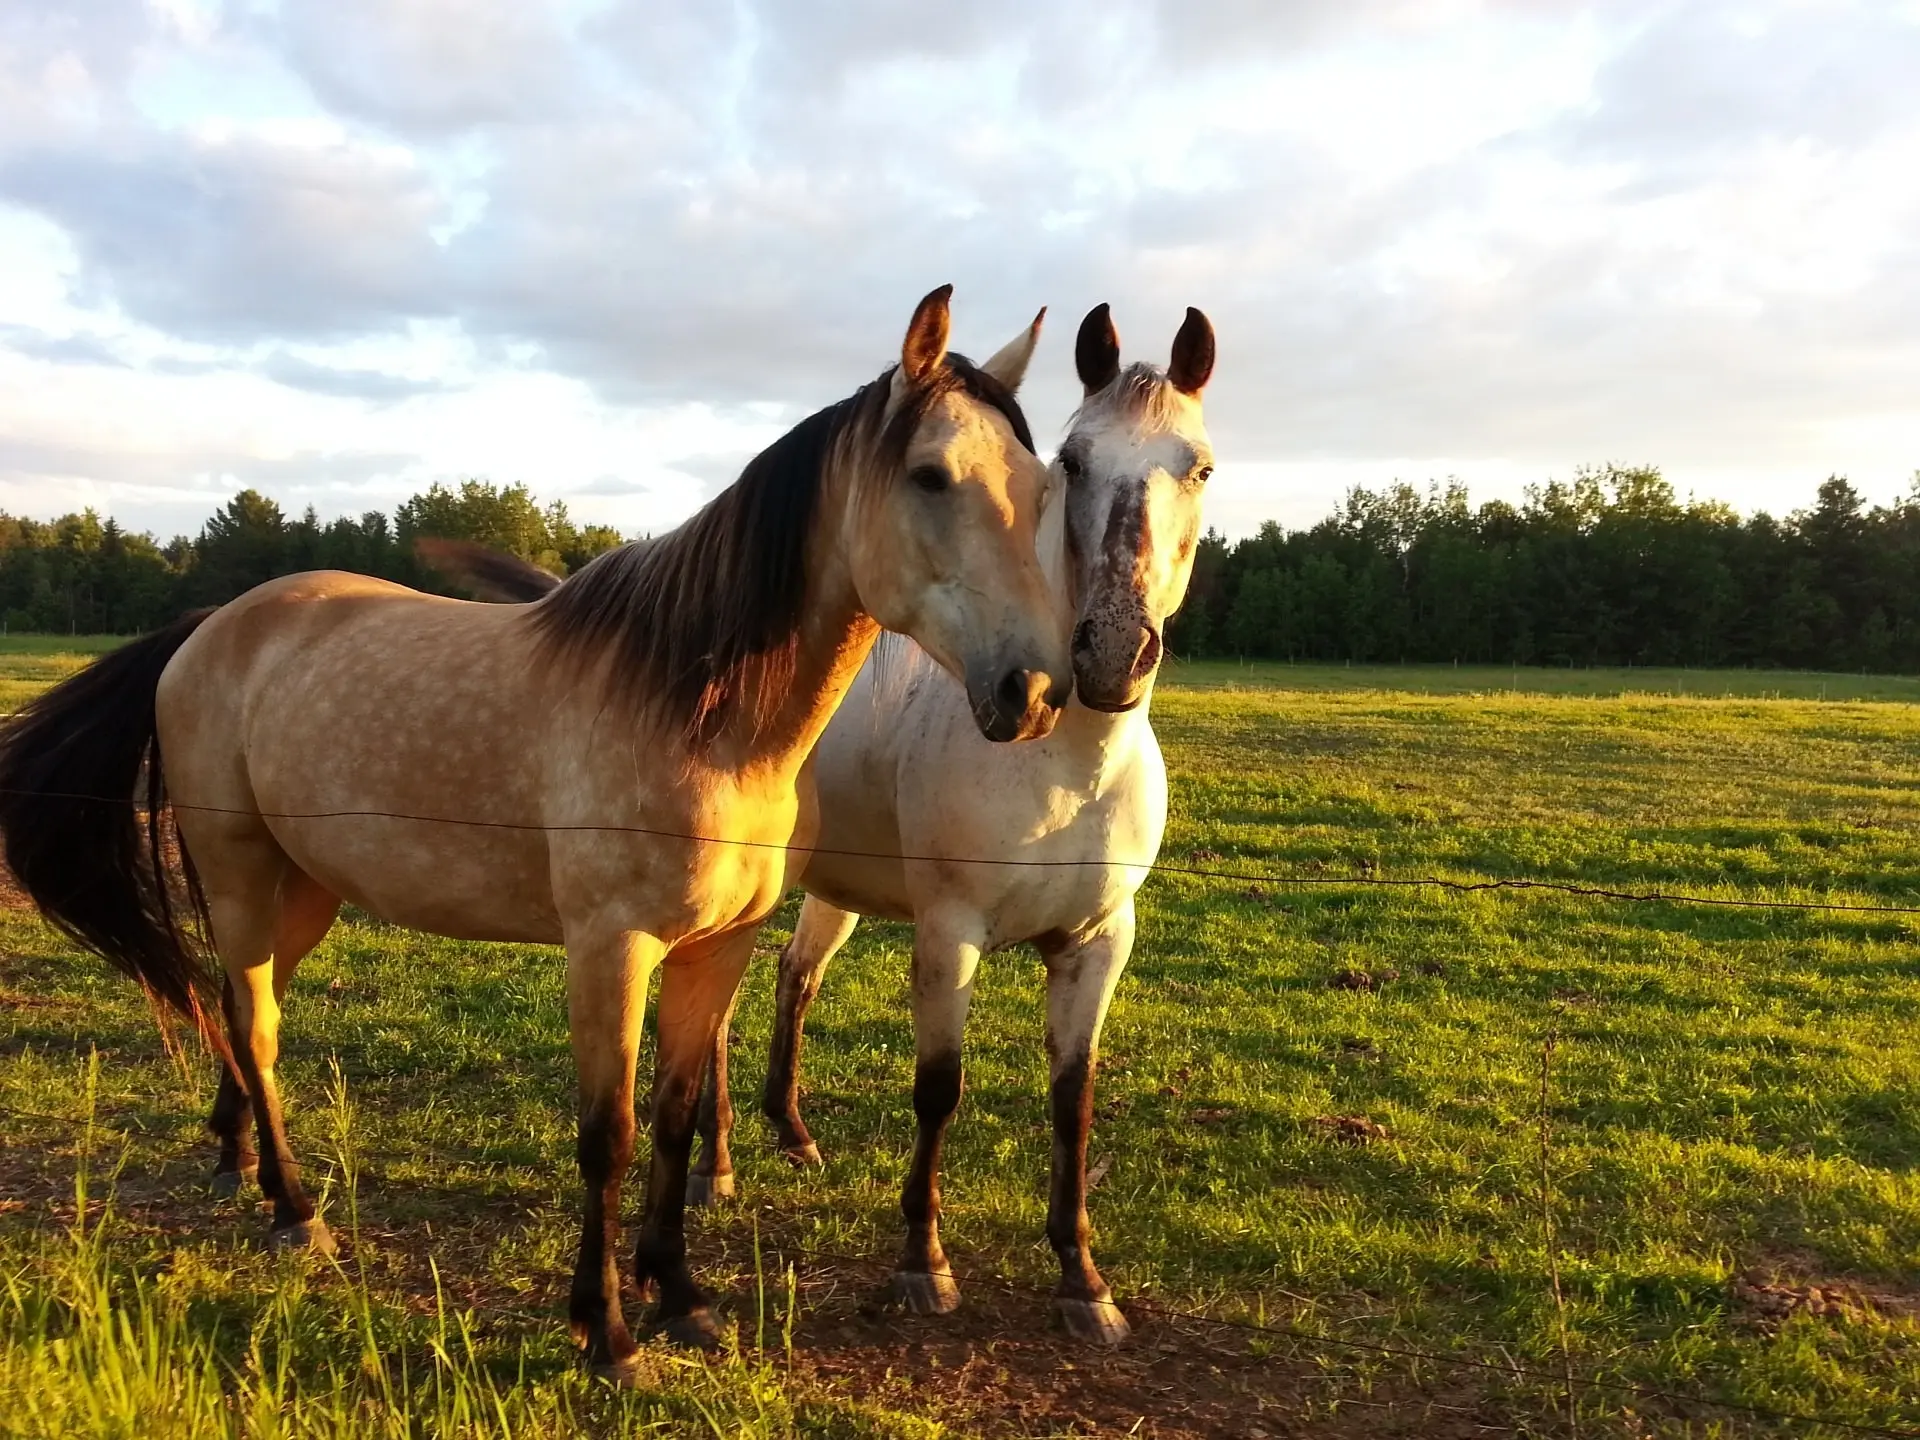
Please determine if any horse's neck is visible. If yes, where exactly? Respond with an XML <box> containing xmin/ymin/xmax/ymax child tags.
<box><xmin>711</xmin><ymin>494</ymin><xmax>880</xmax><ymax>776</ymax></box>
<box><xmin>1055</xmin><ymin>678</ymin><xmax>1157</xmax><ymax>760</ymax></box>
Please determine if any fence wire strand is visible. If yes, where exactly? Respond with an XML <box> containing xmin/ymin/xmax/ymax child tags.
<box><xmin>5</xmin><ymin>787</ymin><xmax>1919</xmax><ymax>919</ymax></box>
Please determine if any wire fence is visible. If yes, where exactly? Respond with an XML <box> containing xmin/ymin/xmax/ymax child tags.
<box><xmin>5</xmin><ymin>787</ymin><xmax>1920</xmax><ymax>919</ymax></box>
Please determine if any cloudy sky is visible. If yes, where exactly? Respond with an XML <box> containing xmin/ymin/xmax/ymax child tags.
<box><xmin>2</xmin><ymin>0</ymin><xmax>1917</xmax><ymax>542</ymax></box>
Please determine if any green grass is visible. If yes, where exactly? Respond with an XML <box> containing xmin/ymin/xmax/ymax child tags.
<box><xmin>3</xmin><ymin>651</ymin><xmax>1918</xmax><ymax>1435</ymax></box>
<box><xmin>1162</xmin><ymin>657</ymin><xmax>1920</xmax><ymax>703</ymax></box>
<box><xmin>0</xmin><ymin>637</ymin><xmax>120</xmax><ymax>715</ymax></box>
<box><xmin>0</xmin><ymin>634</ymin><xmax>125</xmax><ymax>655</ymax></box>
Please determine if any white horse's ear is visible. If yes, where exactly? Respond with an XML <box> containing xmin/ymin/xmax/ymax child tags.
<box><xmin>1168</xmin><ymin>307</ymin><xmax>1215</xmax><ymax>395</ymax></box>
<box><xmin>979</xmin><ymin>307</ymin><xmax>1046</xmax><ymax>393</ymax></box>
<box><xmin>1075</xmin><ymin>303</ymin><xmax>1121</xmax><ymax>394</ymax></box>
<box><xmin>900</xmin><ymin>283</ymin><xmax>954</xmax><ymax>384</ymax></box>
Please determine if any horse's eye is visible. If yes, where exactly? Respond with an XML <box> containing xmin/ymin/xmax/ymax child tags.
<box><xmin>909</xmin><ymin>465</ymin><xmax>950</xmax><ymax>493</ymax></box>
<box><xmin>1192</xmin><ymin>464</ymin><xmax>1214</xmax><ymax>486</ymax></box>
<box><xmin>1058</xmin><ymin>451</ymin><xmax>1083</xmax><ymax>481</ymax></box>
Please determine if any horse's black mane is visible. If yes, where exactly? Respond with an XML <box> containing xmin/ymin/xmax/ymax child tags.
<box><xmin>531</xmin><ymin>355</ymin><xmax>1030</xmax><ymax>742</ymax></box>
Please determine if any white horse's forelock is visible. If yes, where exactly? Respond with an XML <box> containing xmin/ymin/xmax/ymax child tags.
<box><xmin>1074</xmin><ymin>361</ymin><xmax>1187</xmax><ymax>431</ymax></box>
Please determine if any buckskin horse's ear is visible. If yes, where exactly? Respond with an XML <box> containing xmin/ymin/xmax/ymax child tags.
<box><xmin>1169</xmin><ymin>307</ymin><xmax>1215</xmax><ymax>395</ymax></box>
<box><xmin>980</xmin><ymin>307</ymin><xmax>1046</xmax><ymax>393</ymax></box>
<box><xmin>901</xmin><ymin>284</ymin><xmax>954</xmax><ymax>384</ymax></box>
<box><xmin>1075</xmin><ymin>302</ymin><xmax>1121</xmax><ymax>395</ymax></box>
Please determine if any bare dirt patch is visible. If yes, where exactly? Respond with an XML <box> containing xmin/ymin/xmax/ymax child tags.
<box><xmin>0</xmin><ymin>861</ymin><xmax>32</xmax><ymax>914</ymax></box>
<box><xmin>1733</xmin><ymin>1250</ymin><xmax>1920</xmax><ymax>1331</ymax></box>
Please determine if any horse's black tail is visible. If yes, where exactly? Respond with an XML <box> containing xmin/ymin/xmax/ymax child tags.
<box><xmin>413</xmin><ymin>537</ymin><xmax>561</xmax><ymax>604</ymax></box>
<box><xmin>0</xmin><ymin>609</ymin><xmax>223</xmax><ymax>1044</ymax></box>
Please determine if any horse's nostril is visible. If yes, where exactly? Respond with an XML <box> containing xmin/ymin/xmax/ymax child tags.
<box><xmin>996</xmin><ymin>667</ymin><xmax>1045</xmax><ymax>715</ymax></box>
<box><xmin>1132</xmin><ymin>626</ymin><xmax>1162</xmax><ymax>679</ymax></box>
<box><xmin>1072</xmin><ymin>619</ymin><xmax>1094</xmax><ymax>653</ymax></box>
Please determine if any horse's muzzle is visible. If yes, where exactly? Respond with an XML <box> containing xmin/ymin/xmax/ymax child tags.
<box><xmin>971</xmin><ymin>665</ymin><xmax>1068</xmax><ymax>742</ymax></box>
<box><xmin>1072</xmin><ymin>618</ymin><xmax>1161</xmax><ymax>713</ymax></box>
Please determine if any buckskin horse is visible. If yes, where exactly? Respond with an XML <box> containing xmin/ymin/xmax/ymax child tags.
<box><xmin>0</xmin><ymin>287</ymin><xmax>1070</xmax><ymax>1378</ymax></box>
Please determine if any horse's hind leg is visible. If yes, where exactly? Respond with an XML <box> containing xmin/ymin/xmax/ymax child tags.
<box><xmin>688</xmin><ymin>985</ymin><xmax>740</xmax><ymax>1207</ymax></box>
<box><xmin>208</xmin><ymin>870</ymin><xmax>340</xmax><ymax>1195</ymax></box>
<box><xmin>761</xmin><ymin>897</ymin><xmax>859</xmax><ymax>1164</ymax></box>
<box><xmin>208</xmin><ymin>979</ymin><xmax>255</xmax><ymax>1193</ymax></box>
<box><xmin>196</xmin><ymin>838</ymin><xmax>339</xmax><ymax>1252</ymax></box>
<box><xmin>1040</xmin><ymin>904</ymin><xmax>1135</xmax><ymax>1345</ymax></box>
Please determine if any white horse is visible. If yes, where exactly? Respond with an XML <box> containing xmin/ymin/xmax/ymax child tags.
<box><xmin>429</xmin><ymin>304</ymin><xmax>1216</xmax><ymax>1345</ymax></box>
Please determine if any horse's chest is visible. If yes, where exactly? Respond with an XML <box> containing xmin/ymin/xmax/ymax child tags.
<box><xmin>922</xmin><ymin>781</ymin><xmax>1157</xmax><ymax>950</ymax></box>
<box><xmin>979</xmin><ymin>835</ymin><xmax>1134</xmax><ymax>949</ymax></box>
<box><xmin>683</xmin><ymin>784</ymin><xmax>814</xmax><ymax>934</ymax></box>
<box><xmin>692</xmin><ymin>847</ymin><xmax>792</xmax><ymax>930</ymax></box>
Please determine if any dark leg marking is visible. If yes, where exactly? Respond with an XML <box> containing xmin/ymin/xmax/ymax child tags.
<box><xmin>632</xmin><ymin>1061</ymin><xmax>719</xmax><ymax>1347</ymax></box>
<box><xmin>762</xmin><ymin>940</ymin><xmax>827</xmax><ymax>1164</ymax></box>
<box><xmin>689</xmin><ymin>1008</ymin><xmax>736</xmax><ymax>1207</ymax></box>
<box><xmin>226</xmin><ymin>1003</ymin><xmax>328</xmax><ymax>1253</ymax></box>
<box><xmin>885</xmin><ymin>1051</ymin><xmax>963</xmax><ymax>1314</ymax></box>
<box><xmin>1047</xmin><ymin>1049</ymin><xmax>1128</xmax><ymax>1343</ymax></box>
<box><xmin>569</xmin><ymin>1102</ymin><xmax>639</xmax><ymax>1373</ymax></box>
<box><xmin>207</xmin><ymin>979</ymin><xmax>257</xmax><ymax>1194</ymax></box>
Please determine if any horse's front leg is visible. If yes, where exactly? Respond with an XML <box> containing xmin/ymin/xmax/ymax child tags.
<box><xmin>884</xmin><ymin>913</ymin><xmax>983</xmax><ymax>1315</ymax></box>
<box><xmin>1040</xmin><ymin>903</ymin><xmax>1135</xmax><ymax>1344</ymax></box>
<box><xmin>565</xmin><ymin>927</ymin><xmax>663</xmax><ymax>1381</ymax></box>
<box><xmin>633</xmin><ymin>927</ymin><xmax>757</xmax><ymax>1347</ymax></box>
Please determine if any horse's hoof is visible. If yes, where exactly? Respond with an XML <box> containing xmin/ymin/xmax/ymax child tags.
<box><xmin>882</xmin><ymin>1269</ymin><xmax>961</xmax><ymax>1316</ymax></box>
<box><xmin>267</xmin><ymin>1219</ymin><xmax>337</xmax><ymax>1257</ymax></box>
<box><xmin>589</xmin><ymin>1354</ymin><xmax>645</xmax><ymax>1387</ymax></box>
<box><xmin>208</xmin><ymin>1164</ymin><xmax>256</xmax><ymax>1197</ymax></box>
<box><xmin>1056</xmin><ymin>1295</ymin><xmax>1131</xmax><ymax>1345</ymax></box>
<box><xmin>685</xmin><ymin>1172</ymin><xmax>735</xmax><ymax>1208</ymax></box>
<box><xmin>780</xmin><ymin>1140</ymin><xmax>824</xmax><ymax>1168</ymax></box>
<box><xmin>658</xmin><ymin>1309</ymin><xmax>723</xmax><ymax>1351</ymax></box>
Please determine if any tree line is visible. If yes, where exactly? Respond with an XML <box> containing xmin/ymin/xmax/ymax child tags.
<box><xmin>4</xmin><ymin>467</ymin><xmax>1918</xmax><ymax>673</ymax></box>
<box><xmin>0</xmin><ymin>482</ymin><xmax>623</xmax><ymax>635</ymax></box>
<box><xmin>1169</xmin><ymin>467</ymin><xmax>1920</xmax><ymax>673</ymax></box>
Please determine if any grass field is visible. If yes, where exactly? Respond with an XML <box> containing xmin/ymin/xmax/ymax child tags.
<box><xmin>0</xmin><ymin>634</ymin><xmax>119</xmax><ymax>715</ymax></box>
<box><xmin>1162</xmin><ymin>657</ymin><xmax>1920</xmax><ymax>703</ymax></box>
<box><xmin>1</xmin><ymin>637</ymin><xmax>1917</xmax><ymax>1437</ymax></box>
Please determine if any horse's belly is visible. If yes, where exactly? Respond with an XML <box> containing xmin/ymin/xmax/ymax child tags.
<box><xmin>800</xmin><ymin>847</ymin><xmax>912</xmax><ymax>921</ymax></box>
<box><xmin>275</xmin><ymin>817</ymin><xmax>563</xmax><ymax>943</ymax></box>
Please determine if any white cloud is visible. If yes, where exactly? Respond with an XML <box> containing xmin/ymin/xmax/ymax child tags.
<box><xmin>0</xmin><ymin>0</ymin><xmax>1915</xmax><ymax>541</ymax></box>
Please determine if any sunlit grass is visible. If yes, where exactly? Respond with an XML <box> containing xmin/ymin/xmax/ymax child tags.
<box><xmin>1</xmin><ymin>646</ymin><xmax>1916</xmax><ymax>1433</ymax></box>
<box><xmin>1162</xmin><ymin>656</ymin><xmax>1920</xmax><ymax>703</ymax></box>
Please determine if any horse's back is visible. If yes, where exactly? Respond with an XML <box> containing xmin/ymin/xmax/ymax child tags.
<box><xmin>160</xmin><ymin>570</ymin><xmax>524</xmax><ymax>763</ymax></box>
<box><xmin>156</xmin><ymin>570</ymin><xmax>563</xmax><ymax>941</ymax></box>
